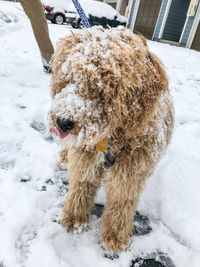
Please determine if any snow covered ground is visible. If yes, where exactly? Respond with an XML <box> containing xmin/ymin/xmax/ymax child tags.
<box><xmin>0</xmin><ymin>1</ymin><xmax>200</xmax><ymax>267</ymax></box>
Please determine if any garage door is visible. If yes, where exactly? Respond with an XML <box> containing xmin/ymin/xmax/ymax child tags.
<box><xmin>162</xmin><ymin>0</ymin><xmax>190</xmax><ymax>42</ymax></box>
<box><xmin>134</xmin><ymin>0</ymin><xmax>162</xmax><ymax>39</ymax></box>
<box><xmin>191</xmin><ymin>21</ymin><xmax>200</xmax><ymax>51</ymax></box>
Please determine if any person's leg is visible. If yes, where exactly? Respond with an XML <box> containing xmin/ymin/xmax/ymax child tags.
<box><xmin>19</xmin><ymin>0</ymin><xmax>54</xmax><ymax>70</ymax></box>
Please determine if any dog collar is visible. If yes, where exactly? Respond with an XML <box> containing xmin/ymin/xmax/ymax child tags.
<box><xmin>96</xmin><ymin>138</ymin><xmax>129</xmax><ymax>169</ymax></box>
<box><xmin>97</xmin><ymin>139</ymin><xmax>129</xmax><ymax>170</ymax></box>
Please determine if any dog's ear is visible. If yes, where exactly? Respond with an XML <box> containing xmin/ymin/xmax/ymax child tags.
<box><xmin>100</xmin><ymin>49</ymin><xmax>168</xmax><ymax>137</ymax></box>
<box><xmin>126</xmin><ymin>50</ymin><xmax>168</xmax><ymax>136</ymax></box>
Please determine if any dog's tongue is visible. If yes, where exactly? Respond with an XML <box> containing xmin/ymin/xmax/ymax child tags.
<box><xmin>50</xmin><ymin>128</ymin><xmax>69</xmax><ymax>139</ymax></box>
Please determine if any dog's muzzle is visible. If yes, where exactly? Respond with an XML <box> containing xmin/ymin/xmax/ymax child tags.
<box><xmin>56</xmin><ymin>118</ymin><xmax>74</xmax><ymax>132</ymax></box>
<box><xmin>50</xmin><ymin>118</ymin><xmax>74</xmax><ymax>139</ymax></box>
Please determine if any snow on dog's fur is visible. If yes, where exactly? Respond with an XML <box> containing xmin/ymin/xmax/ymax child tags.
<box><xmin>49</xmin><ymin>26</ymin><xmax>174</xmax><ymax>251</ymax></box>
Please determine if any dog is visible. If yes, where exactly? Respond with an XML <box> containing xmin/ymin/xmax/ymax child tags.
<box><xmin>49</xmin><ymin>26</ymin><xmax>174</xmax><ymax>251</ymax></box>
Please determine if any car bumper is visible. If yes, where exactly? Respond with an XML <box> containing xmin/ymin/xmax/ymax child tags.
<box><xmin>66</xmin><ymin>17</ymin><xmax>76</xmax><ymax>24</ymax></box>
<box><xmin>45</xmin><ymin>12</ymin><xmax>54</xmax><ymax>21</ymax></box>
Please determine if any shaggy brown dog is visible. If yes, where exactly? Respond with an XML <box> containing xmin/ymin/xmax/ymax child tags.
<box><xmin>49</xmin><ymin>26</ymin><xmax>174</xmax><ymax>251</ymax></box>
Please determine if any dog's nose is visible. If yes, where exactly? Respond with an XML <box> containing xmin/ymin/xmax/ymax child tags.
<box><xmin>56</xmin><ymin>118</ymin><xmax>74</xmax><ymax>132</ymax></box>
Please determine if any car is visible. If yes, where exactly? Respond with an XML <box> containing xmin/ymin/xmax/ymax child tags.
<box><xmin>43</xmin><ymin>0</ymin><xmax>127</xmax><ymax>27</ymax></box>
<box><xmin>70</xmin><ymin>0</ymin><xmax>127</xmax><ymax>28</ymax></box>
<box><xmin>43</xmin><ymin>1</ymin><xmax>77</xmax><ymax>25</ymax></box>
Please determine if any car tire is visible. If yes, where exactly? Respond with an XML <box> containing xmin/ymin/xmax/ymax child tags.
<box><xmin>51</xmin><ymin>20</ymin><xmax>56</xmax><ymax>24</ymax></box>
<box><xmin>72</xmin><ymin>18</ymin><xmax>81</xmax><ymax>28</ymax></box>
<box><xmin>71</xmin><ymin>23</ymin><xmax>78</xmax><ymax>28</ymax></box>
<box><xmin>54</xmin><ymin>14</ymin><xmax>65</xmax><ymax>25</ymax></box>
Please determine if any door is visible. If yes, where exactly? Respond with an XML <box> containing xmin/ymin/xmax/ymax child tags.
<box><xmin>134</xmin><ymin>0</ymin><xmax>162</xmax><ymax>39</ymax></box>
<box><xmin>191</xmin><ymin>21</ymin><xmax>200</xmax><ymax>51</ymax></box>
<box><xmin>162</xmin><ymin>0</ymin><xmax>191</xmax><ymax>42</ymax></box>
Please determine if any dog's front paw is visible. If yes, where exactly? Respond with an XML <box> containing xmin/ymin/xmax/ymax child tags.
<box><xmin>60</xmin><ymin>211</ymin><xmax>89</xmax><ymax>232</ymax></box>
<box><xmin>101</xmin><ymin>226</ymin><xmax>131</xmax><ymax>251</ymax></box>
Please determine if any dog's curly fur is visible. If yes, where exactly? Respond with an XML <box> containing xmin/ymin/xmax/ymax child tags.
<box><xmin>49</xmin><ymin>26</ymin><xmax>174</xmax><ymax>251</ymax></box>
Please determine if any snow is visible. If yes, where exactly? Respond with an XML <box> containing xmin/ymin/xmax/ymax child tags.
<box><xmin>43</xmin><ymin>0</ymin><xmax>73</xmax><ymax>9</ymax></box>
<box><xmin>42</xmin><ymin>0</ymin><xmax>74</xmax><ymax>14</ymax></box>
<box><xmin>0</xmin><ymin>1</ymin><xmax>200</xmax><ymax>267</ymax></box>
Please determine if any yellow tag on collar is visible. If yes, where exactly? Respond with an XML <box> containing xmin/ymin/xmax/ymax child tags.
<box><xmin>96</xmin><ymin>138</ymin><xmax>108</xmax><ymax>152</ymax></box>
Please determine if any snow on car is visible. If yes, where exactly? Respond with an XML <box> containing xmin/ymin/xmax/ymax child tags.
<box><xmin>69</xmin><ymin>0</ymin><xmax>127</xmax><ymax>28</ymax></box>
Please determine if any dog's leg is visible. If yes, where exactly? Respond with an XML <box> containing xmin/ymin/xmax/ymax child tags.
<box><xmin>101</xmin><ymin>151</ymin><xmax>150</xmax><ymax>251</ymax></box>
<box><xmin>60</xmin><ymin>148</ymin><xmax>102</xmax><ymax>231</ymax></box>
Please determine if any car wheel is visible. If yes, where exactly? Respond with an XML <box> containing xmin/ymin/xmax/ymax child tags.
<box><xmin>54</xmin><ymin>14</ymin><xmax>64</xmax><ymax>25</ymax></box>
<box><xmin>51</xmin><ymin>20</ymin><xmax>56</xmax><ymax>24</ymax></box>
<box><xmin>72</xmin><ymin>23</ymin><xmax>78</xmax><ymax>28</ymax></box>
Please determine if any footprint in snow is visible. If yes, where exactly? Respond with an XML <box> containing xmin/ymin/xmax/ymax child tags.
<box><xmin>0</xmin><ymin>159</ymin><xmax>15</xmax><ymax>170</ymax></box>
<box><xmin>30</xmin><ymin>120</ymin><xmax>54</xmax><ymax>142</ymax></box>
<box><xmin>130</xmin><ymin>252</ymin><xmax>176</xmax><ymax>267</ymax></box>
<box><xmin>15</xmin><ymin>225</ymin><xmax>37</xmax><ymax>265</ymax></box>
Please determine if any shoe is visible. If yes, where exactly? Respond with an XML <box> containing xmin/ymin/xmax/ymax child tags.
<box><xmin>43</xmin><ymin>65</ymin><xmax>52</xmax><ymax>73</ymax></box>
<box><xmin>42</xmin><ymin>58</ymin><xmax>53</xmax><ymax>73</ymax></box>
